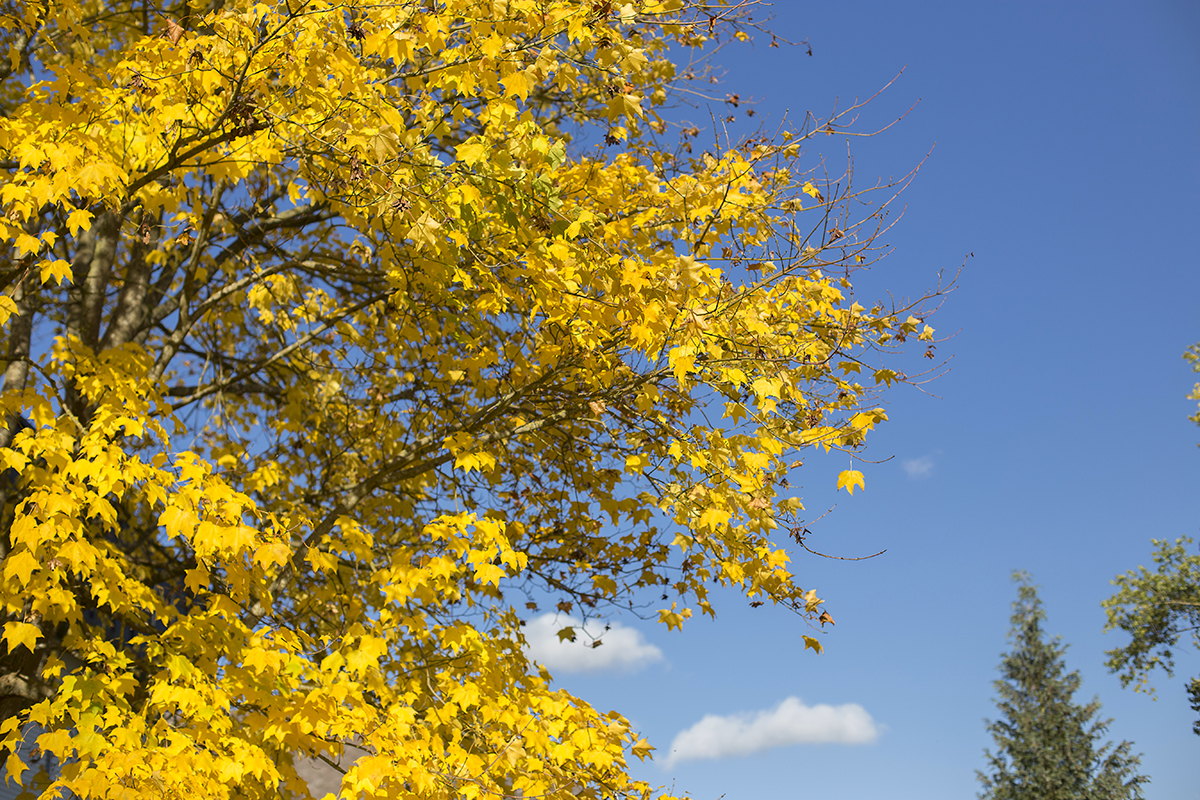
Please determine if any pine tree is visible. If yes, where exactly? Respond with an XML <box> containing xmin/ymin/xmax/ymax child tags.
<box><xmin>978</xmin><ymin>573</ymin><xmax>1149</xmax><ymax>800</ymax></box>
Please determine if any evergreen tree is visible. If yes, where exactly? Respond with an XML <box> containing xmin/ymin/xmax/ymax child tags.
<box><xmin>978</xmin><ymin>573</ymin><xmax>1149</xmax><ymax>800</ymax></box>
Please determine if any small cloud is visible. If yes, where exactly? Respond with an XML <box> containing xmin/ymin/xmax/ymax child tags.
<box><xmin>902</xmin><ymin>455</ymin><xmax>934</xmax><ymax>479</ymax></box>
<box><xmin>523</xmin><ymin>614</ymin><xmax>664</xmax><ymax>674</ymax></box>
<box><xmin>664</xmin><ymin>696</ymin><xmax>880</xmax><ymax>768</ymax></box>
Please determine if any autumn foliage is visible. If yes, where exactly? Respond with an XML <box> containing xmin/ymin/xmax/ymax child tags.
<box><xmin>0</xmin><ymin>0</ymin><xmax>941</xmax><ymax>797</ymax></box>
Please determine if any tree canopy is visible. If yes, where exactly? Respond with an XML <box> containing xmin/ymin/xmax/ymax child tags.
<box><xmin>1102</xmin><ymin>343</ymin><xmax>1200</xmax><ymax>736</ymax></box>
<box><xmin>979</xmin><ymin>574</ymin><xmax>1147</xmax><ymax>800</ymax></box>
<box><xmin>0</xmin><ymin>0</ymin><xmax>943</xmax><ymax>797</ymax></box>
<box><xmin>1104</xmin><ymin>537</ymin><xmax>1200</xmax><ymax>735</ymax></box>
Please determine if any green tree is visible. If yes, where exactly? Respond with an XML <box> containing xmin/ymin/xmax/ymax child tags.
<box><xmin>1104</xmin><ymin>538</ymin><xmax>1200</xmax><ymax>734</ymax></box>
<box><xmin>1102</xmin><ymin>345</ymin><xmax>1200</xmax><ymax>734</ymax></box>
<box><xmin>978</xmin><ymin>573</ymin><xmax>1148</xmax><ymax>800</ymax></box>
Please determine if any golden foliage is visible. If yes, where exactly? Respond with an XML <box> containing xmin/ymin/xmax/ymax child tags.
<box><xmin>0</xmin><ymin>0</ymin><xmax>944</xmax><ymax>796</ymax></box>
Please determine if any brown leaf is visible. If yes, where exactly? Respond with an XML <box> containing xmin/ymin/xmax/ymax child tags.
<box><xmin>556</xmin><ymin>600</ymin><xmax>573</xmax><ymax>614</ymax></box>
<box><xmin>162</xmin><ymin>18</ymin><xmax>185</xmax><ymax>45</ymax></box>
<box><xmin>818</xmin><ymin>611</ymin><xmax>835</xmax><ymax>627</ymax></box>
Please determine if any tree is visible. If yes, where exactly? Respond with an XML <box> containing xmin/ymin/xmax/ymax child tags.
<box><xmin>978</xmin><ymin>574</ymin><xmax>1148</xmax><ymax>800</ymax></box>
<box><xmin>0</xmin><ymin>0</ymin><xmax>945</xmax><ymax>797</ymax></box>
<box><xmin>1102</xmin><ymin>345</ymin><xmax>1200</xmax><ymax>735</ymax></box>
<box><xmin>1104</xmin><ymin>538</ymin><xmax>1200</xmax><ymax>735</ymax></box>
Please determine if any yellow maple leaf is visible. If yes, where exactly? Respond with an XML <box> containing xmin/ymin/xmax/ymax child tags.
<box><xmin>657</xmin><ymin>604</ymin><xmax>692</xmax><ymax>631</ymax></box>
<box><xmin>3</xmin><ymin>550</ymin><xmax>37</xmax><ymax>586</ymax></box>
<box><xmin>39</xmin><ymin>259</ymin><xmax>71</xmax><ymax>285</ymax></box>
<box><xmin>481</xmin><ymin>33</ymin><xmax>504</xmax><ymax>59</ymax></box>
<box><xmin>0</xmin><ymin>295</ymin><xmax>16</xmax><ymax>328</ymax></box>
<box><xmin>456</xmin><ymin>139</ymin><xmax>488</xmax><ymax>165</ymax></box>
<box><xmin>837</xmin><ymin>469</ymin><xmax>865</xmax><ymax>495</ymax></box>
<box><xmin>2</xmin><ymin>622</ymin><xmax>40</xmax><ymax>654</ymax></box>
<box><xmin>631</xmin><ymin>737</ymin><xmax>655</xmax><ymax>761</ymax></box>
<box><xmin>697</xmin><ymin>506</ymin><xmax>731</xmax><ymax>531</ymax></box>
<box><xmin>501</xmin><ymin>70</ymin><xmax>530</xmax><ymax>100</ymax></box>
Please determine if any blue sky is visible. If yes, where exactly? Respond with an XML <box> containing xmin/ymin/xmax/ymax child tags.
<box><xmin>527</xmin><ymin>2</ymin><xmax>1200</xmax><ymax>798</ymax></box>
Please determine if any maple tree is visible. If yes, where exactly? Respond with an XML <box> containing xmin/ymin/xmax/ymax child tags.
<box><xmin>0</xmin><ymin>0</ymin><xmax>944</xmax><ymax>797</ymax></box>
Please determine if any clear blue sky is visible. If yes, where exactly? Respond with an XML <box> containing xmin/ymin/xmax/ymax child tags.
<box><xmin>528</xmin><ymin>2</ymin><xmax>1200</xmax><ymax>798</ymax></box>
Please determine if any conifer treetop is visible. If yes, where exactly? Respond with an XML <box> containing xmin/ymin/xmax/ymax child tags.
<box><xmin>978</xmin><ymin>573</ymin><xmax>1148</xmax><ymax>800</ymax></box>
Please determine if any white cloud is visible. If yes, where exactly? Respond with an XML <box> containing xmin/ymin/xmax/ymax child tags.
<box><xmin>902</xmin><ymin>455</ymin><xmax>934</xmax><ymax>478</ymax></box>
<box><xmin>523</xmin><ymin>614</ymin><xmax>664</xmax><ymax>674</ymax></box>
<box><xmin>664</xmin><ymin>696</ymin><xmax>880</xmax><ymax>767</ymax></box>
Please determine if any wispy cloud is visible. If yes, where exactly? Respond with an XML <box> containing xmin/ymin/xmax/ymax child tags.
<box><xmin>902</xmin><ymin>455</ymin><xmax>934</xmax><ymax>478</ymax></box>
<box><xmin>523</xmin><ymin>614</ymin><xmax>664</xmax><ymax>674</ymax></box>
<box><xmin>664</xmin><ymin>696</ymin><xmax>880</xmax><ymax>767</ymax></box>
